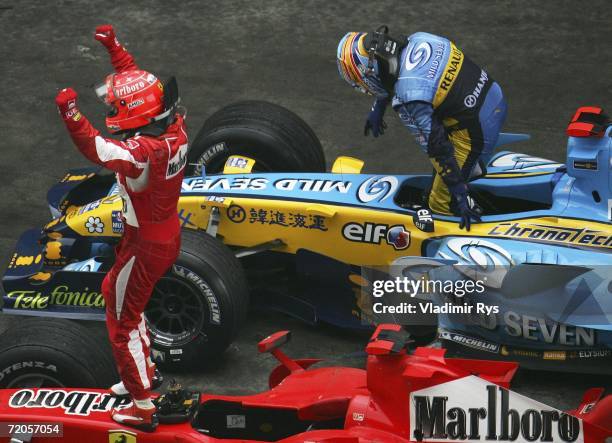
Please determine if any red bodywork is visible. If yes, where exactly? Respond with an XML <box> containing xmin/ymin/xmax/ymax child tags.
<box><xmin>0</xmin><ymin>324</ymin><xmax>609</xmax><ymax>443</ymax></box>
<box><xmin>567</xmin><ymin>106</ymin><xmax>610</xmax><ymax>137</ymax></box>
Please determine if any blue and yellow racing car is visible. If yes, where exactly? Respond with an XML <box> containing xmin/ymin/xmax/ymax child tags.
<box><xmin>1</xmin><ymin>102</ymin><xmax>610</xmax><ymax>387</ymax></box>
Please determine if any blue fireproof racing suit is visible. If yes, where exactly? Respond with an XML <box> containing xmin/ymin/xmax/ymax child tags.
<box><xmin>381</xmin><ymin>32</ymin><xmax>507</xmax><ymax>214</ymax></box>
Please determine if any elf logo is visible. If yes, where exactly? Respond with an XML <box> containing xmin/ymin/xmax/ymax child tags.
<box><xmin>413</xmin><ymin>208</ymin><xmax>435</xmax><ymax>232</ymax></box>
<box><xmin>342</xmin><ymin>222</ymin><xmax>410</xmax><ymax>250</ymax></box>
<box><xmin>410</xmin><ymin>376</ymin><xmax>583</xmax><ymax>442</ymax></box>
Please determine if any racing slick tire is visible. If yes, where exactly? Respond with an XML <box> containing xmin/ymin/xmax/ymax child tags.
<box><xmin>145</xmin><ymin>229</ymin><xmax>249</xmax><ymax>368</ymax></box>
<box><xmin>0</xmin><ymin>318</ymin><xmax>117</xmax><ymax>388</ymax></box>
<box><xmin>188</xmin><ymin>100</ymin><xmax>326</xmax><ymax>174</ymax></box>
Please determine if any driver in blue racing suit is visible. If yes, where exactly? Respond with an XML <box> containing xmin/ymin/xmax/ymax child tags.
<box><xmin>337</xmin><ymin>27</ymin><xmax>507</xmax><ymax>230</ymax></box>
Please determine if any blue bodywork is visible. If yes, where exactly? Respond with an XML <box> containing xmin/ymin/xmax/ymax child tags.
<box><xmin>2</xmin><ymin>128</ymin><xmax>610</xmax><ymax>372</ymax></box>
<box><xmin>426</xmin><ymin>127</ymin><xmax>611</xmax><ymax>371</ymax></box>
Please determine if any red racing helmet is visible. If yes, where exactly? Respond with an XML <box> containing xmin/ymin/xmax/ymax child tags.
<box><xmin>95</xmin><ymin>69</ymin><xmax>164</xmax><ymax>133</ymax></box>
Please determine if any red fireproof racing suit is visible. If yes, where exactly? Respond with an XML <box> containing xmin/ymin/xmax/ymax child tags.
<box><xmin>59</xmin><ymin>46</ymin><xmax>188</xmax><ymax>400</ymax></box>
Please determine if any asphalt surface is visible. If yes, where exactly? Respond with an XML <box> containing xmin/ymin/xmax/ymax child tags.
<box><xmin>1</xmin><ymin>0</ymin><xmax>611</xmax><ymax>411</ymax></box>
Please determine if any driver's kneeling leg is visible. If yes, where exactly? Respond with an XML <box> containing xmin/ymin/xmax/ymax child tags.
<box><xmin>428</xmin><ymin>129</ymin><xmax>475</xmax><ymax>215</ymax></box>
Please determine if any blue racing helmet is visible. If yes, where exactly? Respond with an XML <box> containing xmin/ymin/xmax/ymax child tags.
<box><xmin>336</xmin><ymin>32</ymin><xmax>388</xmax><ymax>97</ymax></box>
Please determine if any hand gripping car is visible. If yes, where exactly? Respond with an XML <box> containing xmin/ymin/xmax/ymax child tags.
<box><xmin>0</xmin><ymin>325</ymin><xmax>610</xmax><ymax>443</ymax></box>
<box><xmin>1</xmin><ymin>103</ymin><xmax>611</xmax><ymax>386</ymax></box>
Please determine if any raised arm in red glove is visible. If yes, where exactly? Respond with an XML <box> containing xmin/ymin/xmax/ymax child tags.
<box><xmin>55</xmin><ymin>87</ymin><xmax>148</xmax><ymax>179</ymax></box>
<box><xmin>94</xmin><ymin>24</ymin><xmax>138</xmax><ymax>72</ymax></box>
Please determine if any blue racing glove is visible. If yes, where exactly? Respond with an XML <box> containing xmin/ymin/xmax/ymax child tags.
<box><xmin>448</xmin><ymin>183</ymin><xmax>482</xmax><ymax>231</ymax></box>
<box><xmin>364</xmin><ymin>98</ymin><xmax>389</xmax><ymax>137</ymax></box>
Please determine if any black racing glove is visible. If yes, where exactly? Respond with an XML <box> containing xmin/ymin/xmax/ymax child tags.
<box><xmin>449</xmin><ymin>183</ymin><xmax>482</xmax><ymax>231</ymax></box>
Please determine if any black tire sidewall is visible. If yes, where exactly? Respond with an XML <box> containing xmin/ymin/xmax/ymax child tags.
<box><xmin>0</xmin><ymin>319</ymin><xmax>117</xmax><ymax>388</ymax></box>
<box><xmin>0</xmin><ymin>346</ymin><xmax>98</xmax><ymax>388</ymax></box>
<box><xmin>189</xmin><ymin>127</ymin><xmax>306</xmax><ymax>174</ymax></box>
<box><xmin>188</xmin><ymin>101</ymin><xmax>325</xmax><ymax>175</ymax></box>
<box><xmin>146</xmin><ymin>249</ymin><xmax>239</xmax><ymax>366</ymax></box>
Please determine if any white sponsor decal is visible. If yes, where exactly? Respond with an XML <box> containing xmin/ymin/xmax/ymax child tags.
<box><xmin>439</xmin><ymin>329</ymin><xmax>499</xmax><ymax>353</ymax></box>
<box><xmin>127</xmin><ymin>98</ymin><xmax>144</xmax><ymax>109</ymax></box>
<box><xmin>126</xmin><ymin>139</ymin><xmax>140</xmax><ymax>149</ymax></box>
<box><xmin>357</xmin><ymin>176</ymin><xmax>399</xmax><ymax>203</ymax></box>
<box><xmin>352</xmin><ymin>412</ymin><xmax>365</xmax><ymax>422</ymax></box>
<box><xmin>182</xmin><ymin>177</ymin><xmax>352</xmax><ymax>194</ymax></box>
<box><xmin>9</xmin><ymin>389</ymin><xmax>130</xmax><ymax>416</ymax></box>
<box><xmin>405</xmin><ymin>41</ymin><xmax>432</xmax><ymax>71</ymax></box>
<box><xmin>409</xmin><ymin>376</ymin><xmax>583</xmax><ymax>442</ymax></box>
<box><xmin>166</xmin><ymin>143</ymin><xmax>189</xmax><ymax>179</ymax></box>
<box><xmin>78</xmin><ymin>200</ymin><xmax>101</xmax><ymax>214</ymax></box>
<box><xmin>438</xmin><ymin>238</ymin><xmax>514</xmax><ymax>289</ymax></box>
<box><xmin>227</xmin><ymin>415</ymin><xmax>246</xmax><ymax>429</ymax></box>
<box><xmin>106</xmin><ymin>184</ymin><xmax>120</xmax><ymax>197</ymax></box>
<box><xmin>342</xmin><ymin>222</ymin><xmax>410</xmax><ymax>250</ymax></box>
<box><xmin>183</xmin><ymin>177</ymin><xmax>268</xmax><ymax>192</ymax></box>
<box><xmin>84</xmin><ymin>216</ymin><xmax>104</xmax><ymax>234</ymax></box>
<box><xmin>63</xmin><ymin>258</ymin><xmax>102</xmax><ymax>272</ymax></box>
<box><xmin>274</xmin><ymin>178</ymin><xmax>351</xmax><ymax>193</ymax></box>
<box><xmin>199</xmin><ymin>142</ymin><xmax>227</xmax><ymax>164</ymax></box>
<box><xmin>116</xmin><ymin>81</ymin><xmax>146</xmax><ymax>97</ymax></box>
<box><xmin>490</xmin><ymin>153</ymin><xmax>563</xmax><ymax>171</ymax></box>
<box><xmin>464</xmin><ymin>70</ymin><xmax>488</xmax><ymax>108</ymax></box>
<box><xmin>503</xmin><ymin>311</ymin><xmax>595</xmax><ymax>347</ymax></box>
<box><xmin>226</xmin><ymin>157</ymin><xmax>249</xmax><ymax>169</ymax></box>
<box><xmin>173</xmin><ymin>265</ymin><xmax>220</xmax><ymax>325</ymax></box>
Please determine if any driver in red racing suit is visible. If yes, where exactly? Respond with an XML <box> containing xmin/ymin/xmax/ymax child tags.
<box><xmin>55</xmin><ymin>25</ymin><xmax>187</xmax><ymax>431</ymax></box>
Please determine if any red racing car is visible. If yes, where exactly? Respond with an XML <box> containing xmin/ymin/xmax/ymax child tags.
<box><xmin>0</xmin><ymin>324</ymin><xmax>610</xmax><ymax>443</ymax></box>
